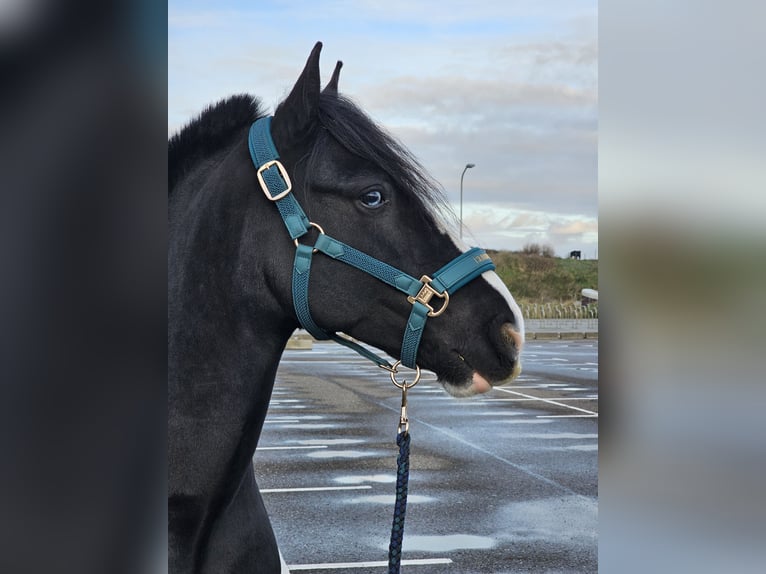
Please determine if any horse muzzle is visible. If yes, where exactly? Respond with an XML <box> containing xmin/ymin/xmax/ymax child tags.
<box><xmin>443</xmin><ymin>322</ymin><xmax>523</xmax><ymax>397</ymax></box>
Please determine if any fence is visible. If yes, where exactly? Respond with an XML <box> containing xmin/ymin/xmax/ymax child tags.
<box><xmin>522</xmin><ymin>302</ymin><xmax>598</xmax><ymax>320</ymax></box>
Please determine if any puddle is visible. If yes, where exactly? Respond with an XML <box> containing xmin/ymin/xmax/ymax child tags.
<box><xmin>334</xmin><ymin>474</ymin><xmax>396</xmax><ymax>484</ymax></box>
<box><xmin>497</xmin><ymin>419</ymin><xmax>552</xmax><ymax>424</ymax></box>
<box><xmin>295</xmin><ymin>438</ymin><xmax>365</xmax><ymax>446</ymax></box>
<box><xmin>518</xmin><ymin>433</ymin><xmax>598</xmax><ymax>440</ymax></box>
<box><xmin>535</xmin><ymin>445</ymin><xmax>599</xmax><ymax>452</ymax></box>
<box><xmin>493</xmin><ymin>495</ymin><xmax>597</xmax><ymax>543</ymax></box>
<box><xmin>306</xmin><ymin>449</ymin><xmax>378</xmax><ymax>459</ymax></box>
<box><xmin>347</xmin><ymin>494</ymin><xmax>435</xmax><ymax>504</ymax></box>
<box><xmin>389</xmin><ymin>534</ymin><xmax>496</xmax><ymax>552</ymax></box>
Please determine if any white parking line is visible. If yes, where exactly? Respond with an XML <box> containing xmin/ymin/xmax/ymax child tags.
<box><xmin>261</xmin><ymin>485</ymin><xmax>372</xmax><ymax>494</ymax></box>
<box><xmin>486</xmin><ymin>397</ymin><xmax>597</xmax><ymax>402</ymax></box>
<box><xmin>494</xmin><ymin>387</ymin><xmax>597</xmax><ymax>415</ymax></box>
<box><xmin>267</xmin><ymin>415</ymin><xmax>325</xmax><ymax>420</ymax></box>
<box><xmin>537</xmin><ymin>414</ymin><xmax>599</xmax><ymax>419</ymax></box>
<box><xmin>288</xmin><ymin>557</ymin><xmax>453</xmax><ymax>571</ymax></box>
<box><xmin>257</xmin><ymin>445</ymin><xmax>329</xmax><ymax>451</ymax></box>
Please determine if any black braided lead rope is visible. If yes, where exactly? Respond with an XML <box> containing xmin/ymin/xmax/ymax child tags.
<box><xmin>388</xmin><ymin>430</ymin><xmax>411</xmax><ymax>574</ymax></box>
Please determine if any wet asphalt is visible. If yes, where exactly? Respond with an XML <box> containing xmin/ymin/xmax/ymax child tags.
<box><xmin>254</xmin><ymin>340</ymin><xmax>598</xmax><ymax>574</ymax></box>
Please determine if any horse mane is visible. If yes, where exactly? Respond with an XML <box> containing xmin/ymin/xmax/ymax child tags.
<box><xmin>168</xmin><ymin>94</ymin><xmax>266</xmax><ymax>193</ymax></box>
<box><xmin>314</xmin><ymin>94</ymin><xmax>453</xmax><ymax>224</ymax></box>
<box><xmin>169</xmin><ymin>92</ymin><xmax>455</xmax><ymax>227</ymax></box>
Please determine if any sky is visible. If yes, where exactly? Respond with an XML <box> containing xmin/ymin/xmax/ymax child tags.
<box><xmin>168</xmin><ymin>0</ymin><xmax>598</xmax><ymax>258</ymax></box>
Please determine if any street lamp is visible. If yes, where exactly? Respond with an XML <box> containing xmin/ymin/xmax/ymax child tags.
<box><xmin>459</xmin><ymin>163</ymin><xmax>475</xmax><ymax>239</ymax></box>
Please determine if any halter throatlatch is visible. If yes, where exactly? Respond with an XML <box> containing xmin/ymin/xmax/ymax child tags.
<box><xmin>248</xmin><ymin>116</ymin><xmax>495</xmax><ymax>371</ymax></box>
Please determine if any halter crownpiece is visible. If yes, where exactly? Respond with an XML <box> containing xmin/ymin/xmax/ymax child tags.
<box><xmin>248</xmin><ymin>116</ymin><xmax>495</xmax><ymax>371</ymax></box>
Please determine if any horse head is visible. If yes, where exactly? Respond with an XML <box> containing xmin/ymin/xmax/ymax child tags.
<box><xmin>255</xmin><ymin>42</ymin><xmax>524</xmax><ymax>396</ymax></box>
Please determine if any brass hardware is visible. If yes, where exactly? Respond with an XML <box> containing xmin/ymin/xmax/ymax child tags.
<box><xmin>473</xmin><ymin>252</ymin><xmax>491</xmax><ymax>263</ymax></box>
<box><xmin>407</xmin><ymin>275</ymin><xmax>450</xmax><ymax>317</ymax></box>
<box><xmin>294</xmin><ymin>222</ymin><xmax>325</xmax><ymax>253</ymax></box>
<box><xmin>399</xmin><ymin>387</ymin><xmax>410</xmax><ymax>434</ymax></box>
<box><xmin>384</xmin><ymin>360</ymin><xmax>420</xmax><ymax>434</ymax></box>
<box><xmin>379</xmin><ymin>361</ymin><xmax>420</xmax><ymax>433</ymax></box>
<box><xmin>257</xmin><ymin>160</ymin><xmax>292</xmax><ymax>201</ymax></box>
<box><xmin>386</xmin><ymin>360</ymin><xmax>421</xmax><ymax>389</ymax></box>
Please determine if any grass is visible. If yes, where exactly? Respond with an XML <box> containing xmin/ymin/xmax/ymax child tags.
<box><xmin>488</xmin><ymin>250</ymin><xmax>599</xmax><ymax>305</ymax></box>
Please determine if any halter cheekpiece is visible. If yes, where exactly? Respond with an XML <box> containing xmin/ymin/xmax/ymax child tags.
<box><xmin>248</xmin><ymin>116</ymin><xmax>495</xmax><ymax>374</ymax></box>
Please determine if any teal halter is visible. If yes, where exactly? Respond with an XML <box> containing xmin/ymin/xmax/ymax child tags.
<box><xmin>248</xmin><ymin>116</ymin><xmax>496</xmax><ymax>373</ymax></box>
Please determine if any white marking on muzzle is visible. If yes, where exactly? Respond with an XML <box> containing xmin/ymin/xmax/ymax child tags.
<box><xmin>439</xmin><ymin>221</ymin><xmax>525</xmax><ymax>340</ymax></box>
<box><xmin>481</xmin><ymin>270</ymin><xmax>525</xmax><ymax>342</ymax></box>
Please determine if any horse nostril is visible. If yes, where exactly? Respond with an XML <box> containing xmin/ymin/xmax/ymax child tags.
<box><xmin>500</xmin><ymin>322</ymin><xmax>523</xmax><ymax>357</ymax></box>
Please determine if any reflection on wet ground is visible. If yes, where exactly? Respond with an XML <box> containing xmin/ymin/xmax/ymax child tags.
<box><xmin>398</xmin><ymin>534</ymin><xmax>497</xmax><ymax>552</ymax></box>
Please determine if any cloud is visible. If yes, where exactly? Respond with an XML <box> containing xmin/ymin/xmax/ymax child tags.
<box><xmin>549</xmin><ymin>220</ymin><xmax>598</xmax><ymax>235</ymax></box>
<box><xmin>459</xmin><ymin>204</ymin><xmax>597</xmax><ymax>255</ymax></box>
<box><xmin>359</xmin><ymin>77</ymin><xmax>596</xmax><ymax>115</ymax></box>
<box><xmin>504</xmin><ymin>41</ymin><xmax>598</xmax><ymax>67</ymax></box>
<box><xmin>511</xmin><ymin>212</ymin><xmax>550</xmax><ymax>229</ymax></box>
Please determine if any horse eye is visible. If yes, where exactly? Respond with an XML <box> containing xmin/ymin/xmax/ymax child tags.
<box><xmin>359</xmin><ymin>189</ymin><xmax>385</xmax><ymax>208</ymax></box>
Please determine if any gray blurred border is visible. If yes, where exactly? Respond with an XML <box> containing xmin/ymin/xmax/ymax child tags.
<box><xmin>600</xmin><ymin>1</ymin><xmax>766</xmax><ymax>572</ymax></box>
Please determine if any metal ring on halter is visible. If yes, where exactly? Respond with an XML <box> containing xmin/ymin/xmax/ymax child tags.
<box><xmin>294</xmin><ymin>222</ymin><xmax>325</xmax><ymax>253</ymax></box>
<box><xmin>387</xmin><ymin>360</ymin><xmax>421</xmax><ymax>389</ymax></box>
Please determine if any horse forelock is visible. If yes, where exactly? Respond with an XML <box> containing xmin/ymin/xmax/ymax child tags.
<box><xmin>314</xmin><ymin>93</ymin><xmax>456</xmax><ymax>230</ymax></box>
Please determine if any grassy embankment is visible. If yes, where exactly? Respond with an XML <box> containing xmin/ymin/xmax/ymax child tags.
<box><xmin>489</xmin><ymin>250</ymin><xmax>598</xmax><ymax>306</ymax></box>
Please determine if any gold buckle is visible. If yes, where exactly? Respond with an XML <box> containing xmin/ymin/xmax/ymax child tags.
<box><xmin>407</xmin><ymin>275</ymin><xmax>450</xmax><ymax>317</ymax></box>
<box><xmin>256</xmin><ymin>160</ymin><xmax>292</xmax><ymax>201</ymax></box>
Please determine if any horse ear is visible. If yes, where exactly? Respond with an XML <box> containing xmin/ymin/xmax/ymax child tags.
<box><xmin>272</xmin><ymin>42</ymin><xmax>323</xmax><ymax>151</ymax></box>
<box><xmin>322</xmin><ymin>60</ymin><xmax>343</xmax><ymax>95</ymax></box>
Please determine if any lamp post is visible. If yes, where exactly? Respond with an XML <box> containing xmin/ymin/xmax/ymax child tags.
<box><xmin>459</xmin><ymin>163</ymin><xmax>475</xmax><ymax>239</ymax></box>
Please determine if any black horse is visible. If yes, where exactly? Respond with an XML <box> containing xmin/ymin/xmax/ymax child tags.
<box><xmin>169</xmin><ymin>42</ymin><xmax>524</xmax><ymax>574</ymax></box>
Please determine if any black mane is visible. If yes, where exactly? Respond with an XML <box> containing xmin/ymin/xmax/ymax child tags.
<box><xmin>168</xmin><ymin>94</ymin><xmax>265</xmax><ymax>193</ymax></box>
<box><xmin>169</xmin><ymin>92</ymin><xmax>454</xmax><ymax>225</ymax></box>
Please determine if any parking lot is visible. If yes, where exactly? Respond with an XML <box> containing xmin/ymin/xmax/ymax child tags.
<box><xmin>255</xmin><ymin>340</ymin><xmax>598</xmax><ymax>573</ymax></box>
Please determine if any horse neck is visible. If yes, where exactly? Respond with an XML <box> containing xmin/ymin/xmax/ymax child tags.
<box><xmin>168</xmin><ymin>141</ymin><xmax>296</xmax><ymax>429</ymax></box>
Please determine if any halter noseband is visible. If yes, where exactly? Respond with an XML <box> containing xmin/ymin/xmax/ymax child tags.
<box><xmin>248</xmin><ymin>116</ymin><xmax>495</xmax><ymax>375</ymax></box>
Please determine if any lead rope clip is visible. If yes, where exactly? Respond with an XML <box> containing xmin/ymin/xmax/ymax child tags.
<box><xmin>380</xmin><ymin>360</ymin><xmax>421</xmax><ymax>434</ymax></box>
<box><xmin>398</xmin><ymin>387</ymin><xmax>409</xmax><ymax>434</ymax></box>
